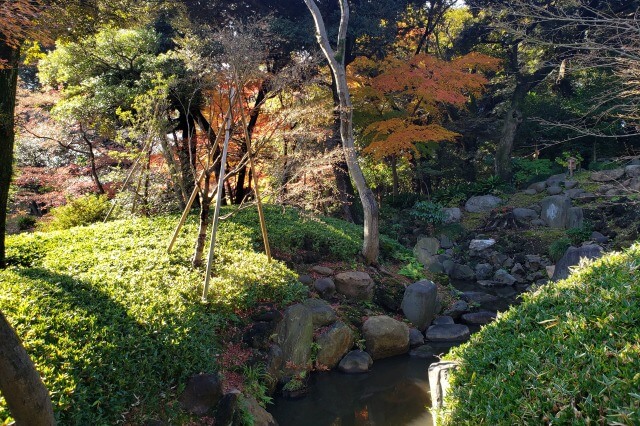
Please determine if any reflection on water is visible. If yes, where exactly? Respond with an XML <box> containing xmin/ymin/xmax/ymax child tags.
<box><xmin>269</xmin><ymin>355</ymin><xmax>434</xmax><ymax>426</ymax></box>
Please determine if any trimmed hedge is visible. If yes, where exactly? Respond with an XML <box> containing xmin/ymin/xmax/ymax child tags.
<box><xmin>439</xmin><ymin>244</ymin><xmax>640</xmax><ymax>425</ymax></box>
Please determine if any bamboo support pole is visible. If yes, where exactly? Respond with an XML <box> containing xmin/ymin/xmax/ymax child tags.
<box><xmin>234</xmin><ymin>72</ymin><xmax>271</xmax><ymax>261</ymax></box>
<box><xmin>202</xmin><ymin>89</ymin><xmax>236</xmax><ymax>301</ymax></box>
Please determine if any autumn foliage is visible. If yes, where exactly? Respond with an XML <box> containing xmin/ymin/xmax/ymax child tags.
<box><xmin>351</xmin><ymin>52</ymin><xmax>500</xmax><ymax>160</ymax></box>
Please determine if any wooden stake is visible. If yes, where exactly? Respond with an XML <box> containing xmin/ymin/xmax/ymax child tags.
<box><xmin>202</xmin><ymin>89</ymin><xmax>236</xmax><ymax>301</ymax></box>
<box><xmin>234</xmin><ymin>72</ymin><xmax>272</xmax><ymax>261</ymax></box>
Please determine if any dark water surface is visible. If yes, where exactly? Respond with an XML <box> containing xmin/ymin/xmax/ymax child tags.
<box><xmin>269</xmin><ymin>280</ymin><xmax>527</xmax><ymax>425</ymax></box>
<box><xmin>269</xmin><ymin>355</ymin><xmax>436</xmax><ymax>426</ymax></box>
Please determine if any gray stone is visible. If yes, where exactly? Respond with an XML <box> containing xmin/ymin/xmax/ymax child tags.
<box><xmin>215</xmin><ymin>390</ymin><xmax>241</xmax><ymax>426</ymax></box>
<box><xmin>432</xmin><ymin>316</ymin><xmax>455</xmax><ymax>325</ymax></box>
<box><xmin>362</xmin><ymin>315</ymin><xmax>410</xmax><ymax>360</ymax></box>
<box><xmin>303</xmin><ymin>298</ymin><xmax>337</xmax><ymax>328</ymax></box>
<box><xmin>464</xmin><ymin>195</ymin><xmax>502</xmax><ymax>213</ymax></box>
<box><xmin>525</xmin><ymin>255</ymin><xmax>543</xmax><ymax>271</ymax></box>
<box><xmin>493</xmin><ymin>269</ymin><xmax>517</xmax><ymax>285</ymax></box>
<box><xmin>523</xmin><ymin>189</ymin><xmax>538</xmax><ymax>195</ymax></box>
<box><xmin>540</xmin><ymin>195</ymin><xmax>572</xmax><ymax>228</ymax></box>
<box><xmin>552</xmin><ymin>244</ymin><xmax>603</xmax><ymax>281</ymax></box>
<box><xmin>410</xmin><ymin>344</ymin><xmax>437</xmax><ymax>359</ymax></box>
<box><xmin>265</xmin><ymin>345</ymin><xmax>284</xmax><ymax>393</ymax></box>
<box><xmin>311</xmin><ymin>265</ymin><xmax>333</xmax><ymax>276</ymax></box>
<box><xmin>591</xmin><ymin>231</ymin><xmax>609</xmax><ymax>243</ymax></box>
<box><xmin>442</xmin><ymin>259</ymin><xmax>455</xmax><ymax>275</ymax></box>
<box><xmin>401</xmin><ymin>280</ymin><xmax>439</xmax><ymax>331</ymax></box>
<box><xmin>449</xmin><ymin>263</ymin><xmax>475</xmax><ymax>281</ymax></box>
<box><xmin>338</xmin><ymin>350</ymin><xmax>373</xmax><ymax>374</ymax></box>
<box><xmin>510</xmin><ymin>263</ymin><xmax>526</xmax><ymax>282</ymax></box>
<box><xmin>442</xmin><ymin>207</ymin><xmax>462</xmax><ymax>224</ymax></box>
<box><xmin>564</xmin><ymin>180</ymin><xmax>578</xmax><ymax>189</ymax></box>
<box><xmin>461</xmin><ymin>311</ymin><xmax>497</xmax><ymax>325</ymax></box>
<box><xmin>274</xmin><ymin>304</ymin><xmax>314</xmax><ymax>376</ymax></box>
<box><xmin>512</xmin><ymin>208</ymin><xmax>538</xmax><ymax>221</ymax></box>
<box><xmin>475</xmin><ymin>263</ymin><xmax>494</xmax><ymax>280</ymax></box>
<box><xmin>531</xmin><ymin>219</ymin><xmax>546</xmax><ymax>227</ymax></box>
<box><xmin>530</xmin><ymin>203</ymin><xmax>542</xmax><ymax>214</ymax></box>
<box><xmin>469</xmin><ymin>239</ymin><xmax>496</xmax><ymax>251</ymax></box>
<box><xmin>413</xmin><ymin>237</ymin><xmax>441</xmax><ymax>266</ymax></box>
<box><xmin>591</xmin><ymin>168</ymin><xmax>625</xmax><ymax>182</ymax></box>
<box><xmin>179</xmin><ymin>373</ymin><xmax>224</xmax><ymax>415</ymax></box>
<box><xmin>546</xmin><ymin>173</ymin><xmax>567</xmax><ymax>186</ymax></box>
<box><xmin>439</xmin><ymin>234</ymin><xmax>454</xmax><ymax>249</ymax></box>
<box><xmin>565</xmin><ymin>188</ymin><xmax>585</xmax><ymax>199</ymax></box>
<box><xmin>477</xmin><ymin>280</ymin><xmax>498</xmax><ymax>287</ymax></box>
<box><xmin>625</xmin><ymin>164</ymin><xmax>640</xmax><ymax>178</ymax></box>
<box><xmin>315</xmin><ymin>321</ymin><xmax>354</xmax><ymax>369</ymax></box>
<box><xmin>425</xmin><ymin>324</ymin><xmax>471</xmax><ymax>342</ymax></box>
<box><xmin>244</xmin><ymin>395</ymin><xmax>278</xmax><ymax>426</ymax></box>
<box><xmin>409</xmin><ymin>328</ymin><xmax>425</xmax><ymax>347</ymax></box>
<box><xmin>502</xmin><ymin>257</ymin><xmax>515</xmax><ymax>270</ymax></box>
<box><xmin>567</xmin><ymin>207</ymin><xmax>584</xmax><ymax>229</ymax></box>
<box><xmin>462</xmin><ymin>291</ymin><xmax>499</xmax><ymax>304</ymax></box>
<box><xmin>576</xmin><ymin>192</ymin><xmax>596</xmax><ymax>202</ymax></box>
<box><xmin>298</xmin><ymin>274</ymin><xmax>313</xmax><ymax>285</ymax></box>
<box><xmin>334</xmin><ymin>272</ymin><xmax>375</xmax><ymax>301</ymax></box>
<box><xmin>547</xmin><ymin>185</ymin><xmax>563</xmax><ymax>195</ymax></box>
<box><xmin>314</xmin><ymin>277</ymin><xmax>335</xmax><ymax>300</ymax></box>
<box><xmin>528</xmin><ymin>181</ymin><xmax>547</xmax><ymax>193</ymax></box>
<box><xmin>443</xmin><ymin>300</ymin><xmax>469</xmax><ymax>319</ymax></box>
<box><xmin>429</xmin><ymin>361</ymin><xmax>458</xmax><ymax>410</ymax></box>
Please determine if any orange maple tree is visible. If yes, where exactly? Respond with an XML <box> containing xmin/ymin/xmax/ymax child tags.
<box><xmin>351</xmin><ymin>52</ymin><xmax>500</xmax><ymax>160</ymax></box>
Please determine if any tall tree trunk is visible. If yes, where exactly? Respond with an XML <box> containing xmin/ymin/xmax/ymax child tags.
<box><xmin>494</xmin><ymin>106</ymin><xmax>522</xmax><ymax>181</ymax></box>
<box><xmin>234</xmin><ymin>84</ymin><xmax>267</xmax><ymax>205</ymax></box>
<box><xmin>305</xmin><ymin>0</ymin><xmax>379</xmax><ymax>264</ymax></box>
<box><xmin>81</xmin><ymin>132</ymin><xmax>105</xmax><ymax>194</ymax></box>
<box><xmin>192</xmin><ymin>174</ymin><xmax>211</xmax><ymax>268</ymax></box>
<box><xmin>329</xmin><ymin>75</ymin><xmax>357</xmax><ymax>223</ymax></box>
<box><xmin>176</xmin><ymin>109</ymin><xmax>196</xmax><ymax>198</ymax></box>
<box><xmin>0</xmin><ymin>311</ymin><xmax>56</xmax><ymax>425</ymax></box>
<box><xmin>0</xmin><ymin>44</ymin><xmax>20</xmax><ymax>268</ymax></box>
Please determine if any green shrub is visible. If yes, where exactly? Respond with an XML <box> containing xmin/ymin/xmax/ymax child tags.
<box><xmin>512</xmin><ymin>158</ymin><xmax>555</xmax><ymax>187</ymax></box>
<box><xmin>409</xmin><ymin>201</ymin><xmax>445</xmax><ymax>226</ymax></box>
<box><xmin>566</xmin><ymin>223</ymin><xmax>593</xmax><ymax>246</ymax></box>
<box><xmin>16</xmin><ymin>215</ymin><xmax>36</xmax><ymax>230</ymax></box>
<box><xmin>433</xmin><ymin>176</ymin><xmax>506</xmax><ymax>206</ymax></box>
<box><xmin>549</xmin><ymin>237</ymin><xmax>571</xmax><ymax>261</ymax></box>
<box><xmin>41</xmin><ymin>194</ymin><xmax>112</xmax><ymax>231</ymax></box>
<box><xmin>439</xmin><ymin>244</ymin><xmax>640</xmax><ymax>425</ymax></box>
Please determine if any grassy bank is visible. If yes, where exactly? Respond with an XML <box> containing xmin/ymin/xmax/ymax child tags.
<box><xmin>439</xmin><ymin>244</ymin><xmax>640</xmax><ymax>425</ymax></box>
<box><xmin>0</xmin><ymin>206</ymin><xmax>364</xmax><ymax>424</ymax></box>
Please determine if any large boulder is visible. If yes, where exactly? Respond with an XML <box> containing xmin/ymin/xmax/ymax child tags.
<box><xmin>475</xmin><ymin>263</ymin><xmax>493</xmax><ymax>280</ymax></box>
<box><xmin>413</xmin><ymin>237</ymin><xmax>441</xmax><ymax>266</ymax></box>
<box><xmin>303</xmin><ymin>298</ymin><xmax>337</xmax><ymax>328</ymax></box>
<box><xmin>567</xmin><ymin>207</ymin><xmax>584</xmax><ymax>229</ymax></box>
<box><xmin>465</xmin><ymin>195</ymin><xmax>502</xmax><ymax>213</ymax></box>
<box><xmin>591</xmin><ymin>168</ymin><xmax>625</xmax><ymax>182</ymax></box>
<box><xmin>314</xmin><ymin>277</ymin><xmax>335</xmax><ymax>300</ymax></box>
<box><xmin>546</xmin><ymin>173</ymin><xmax>567</xmax><ymax>186</ymax></box>
<box><xmin>401</xmin><ymin>280</ymin><xmax>439</xmax><ymax>331</ymax></box>
<box><xmin>245</xmin><ymin>395</ymin><xmax>278</xmax><ymax>426</ymax></box>
<box><xmin>179</xmin><ymin>373</ymin><xmax>224</xmax><ymax>415</ymax></box>
<box><xmin>547</xmin><ymin>185</ymin><xmax>563</xmax><ymax>195</ymax></box>
<box><xmin>362</xmin><ymin>315</ymin><xmax>410</xmax><ymax>360</ymax></box>
<box><xmin>338</xmin><ymin>350</ymin><xmax>373</xmax><ymax>373</ymax></box>
<box><xmin>528</xmin><ymin>181</ymin><xmax>547</xmax><ymax>193</ymax></box>
<box><xmin>540</xmin><ymin>195</ymin><xmax>572</xmax><ymax>228</ymax></box>
<box><xmin>552</xmin><ymin>244</ymin><xmax>603</xmax><ymax>281</ymax></box>
<box><xmin>512</xmin><ymin>208</ymin><xmax>538</xmax><ymax>221</ymax></box>
<box><xmin>493</xmin><ymin>269</ymin><xmax>517</xmax><ymax>286</ymax></box>
<box><xmin>469</xmin><ymin>239</ymin><xmax>496</xmax><ymax>251</ymax></box>
<box><xmin>274</xmin><ymin>304</ymin><xmax>314</xmax><ymax>376</ymax></box>
<box><xmin>625</xmin><ymin>164</ymin><xmax>640</xmax><ymax>178</ymax></box>
<box><xmin>425</xmin><ymin>324</ymin><xmax>470</xmax><ymax>342</ymax></box>
<box><xmin>315</xmin><ymin>321</ymin><xmax>354</xmax><ymax>369</ymax></box>
<box><xmin>442</xmin><ymin>207</ymin><xmax>462</xmax><ymax>223</ymax></box>
<box><xmin>449</xmin><ymin>263</ymin><xmax>475</xmax><ymax>281</ymax></box>
<box><xmin>461</xmin><ymin>311</ymin><xmax>497</xmax><ymax>325</ymax></box>
<box><xmin>334</xmin><ymin>272</ymin><xmax>374</xmax><ymax>301</ymax></box>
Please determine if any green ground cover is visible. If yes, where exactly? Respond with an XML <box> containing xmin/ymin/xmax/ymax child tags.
<box><xmin>0</xmin><ymin>206</ymin><xmax>364</xmax><ymax>424</ymax></box>
<box><xmin>439</xmin><ymin>244</ymin><xmax>640</xmax><ymax>425</ymax></box>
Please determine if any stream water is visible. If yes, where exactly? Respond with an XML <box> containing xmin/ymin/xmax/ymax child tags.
<box><xmin>268</xmin><ymin>280</ymin><xmax>530</xmax><ymax>426</ymax></box>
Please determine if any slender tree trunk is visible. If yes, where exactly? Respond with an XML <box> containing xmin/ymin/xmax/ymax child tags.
<box><xmin>0</xmin><ymin>44</ymin><xmax>20</xmax><ymax>268</ymax></box>
<box><xmin>176</xmin><ymin>109</ymin><xmax>196</xmax><ymax>197</ymax></box>
<box><xmin>192</xmin><ymin>174</ymin><xmax>211</xmax><ymax>268</ymax></box>
<box><xmin>494</xmin><ymin>106</ymin><xmax>522</xmax><ymax>181</ymax></box>
<box><xmin>160</xmin><ymin>130</ymin><xmax>187</xmax><ymax>209</ymax></box>
<box><xmin>0</xmin><ymin>311</ymin><xmax>55</xmax><ymax>425</ymax></box>
<box><xmin>81</xmin><ymin>133</ymin><xmax>105</xmax><ymax>194</ymax></box>
<box><xmin>305</xmin><ymin>0</ymin><xmax>379</xmax><ymax>264</ymax></box>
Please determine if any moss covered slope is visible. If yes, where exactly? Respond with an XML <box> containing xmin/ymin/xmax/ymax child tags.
<box><xmin>0</xmin><ymin>206</ymin><xmax>364</xmax><ymax>424</ymax></box>
<box><xmin>441</xmin><ymin>244</ymin><xmax>640</xmax><ymax>425</ymax></box>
